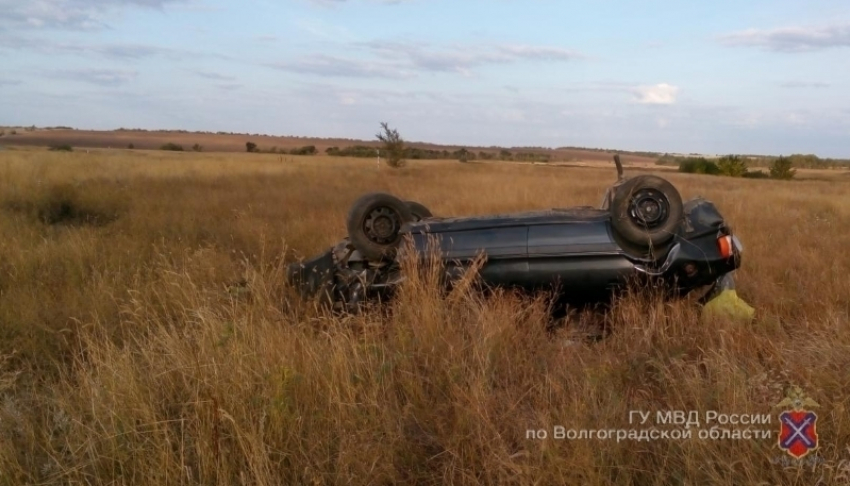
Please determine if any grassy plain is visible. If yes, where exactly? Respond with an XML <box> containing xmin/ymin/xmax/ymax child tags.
<box><xmin>1</xmin><ymin>148</ymin><xmax>849</xmax><ymax>485</ymax></box>
<box><xmin>1</xmin><ymin>128</ymin><xmax>661</xmax><ymax>164</ymax></box>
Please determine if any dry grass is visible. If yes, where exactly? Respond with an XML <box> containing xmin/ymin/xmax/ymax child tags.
<box><xmin>1</xmin><ymin>149</ymin><xmax>849</xmax><ymax>485</ymax></box>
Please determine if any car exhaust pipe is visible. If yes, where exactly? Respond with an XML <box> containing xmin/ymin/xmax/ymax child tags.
<box><xmin>600</xmin><ymin>154</ymin><xmax>625</xmax><ymax>209</ymax></box>
<box><xmin>613</xmin><ymin>154</ymin><xmax>624</xmax><ymax>181</ymax></box>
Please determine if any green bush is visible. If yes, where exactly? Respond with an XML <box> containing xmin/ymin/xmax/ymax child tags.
<box><xmin>678</xmin><ymin>158</ymin><xmax>720</xmax><ymax>175</ymax></box>
<box><xmin>717</xmin><ymin>155</ymin><xmax>748</xmax><ymax>177</ymax></box>
<box><xmin>769</xmin><ymin>156</ymin><xmax>797</xmax><ymax>180</ymax></box>
<box><xmin>289</xmin><ymin>145</ymin><xmax>317</xmax><ymax>156</ymax></box>
<box><xmin>326</xmin><ymin>146</ymin><xmax>378</xmax><ymax>158</ymax></box>
<box><xmin>192</xmin><ymin>144</ymin><xmax>203</xmax><ymax>152</ymax></box>
<box><xmin>160</xmin><ymin>143</ymin><xmax>184</xmax><ymax>151</ymax></box>
<box><xmin>677</xmin><ymin>155</ymin><xmax>795</xmax><ymax>181</ymax></box>
<box><xmin>48</xmin><ymin>144</ymin><xmax>73</xmax><ymax>152</ymax></box>
<box><xmin>246</xmin><ymin>142</ymin><xmax>258</xmax><ymax>153</ymax></box>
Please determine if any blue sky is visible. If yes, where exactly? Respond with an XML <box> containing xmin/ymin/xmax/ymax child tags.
<box><xmin>1</xmin><ymin>0</ymin><xmax>849</xmax><ymax>157</ymax></box>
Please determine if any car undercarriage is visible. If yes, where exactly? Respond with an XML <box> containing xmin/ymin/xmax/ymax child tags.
<box><xmin>288</xmin><ymin>156</ymin><xmax>745</xmax><ymax>317</ymax></box>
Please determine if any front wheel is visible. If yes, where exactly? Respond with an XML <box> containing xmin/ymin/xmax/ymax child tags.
<box><xmin>346</xmin><ymin>192</ymin><xmax>414</xmax><ymax>261</ymax></box>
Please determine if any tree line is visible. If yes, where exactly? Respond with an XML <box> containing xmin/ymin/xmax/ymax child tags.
<box><xmin>669</xmin><ymin>155</ymin><xmax>797</xmax><ymax>180</ymax></box>
<box><xmin>658</xmin><ymin>153</ymin><xmax>849</xmax><ymax>171</ymax></box>
<box><xmin>320</xmin><ymin>145</ymin><xmax>551</xmax><ymax>163</ymax></box>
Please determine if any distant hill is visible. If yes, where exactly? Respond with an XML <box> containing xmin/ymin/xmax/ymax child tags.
<box><xmin>0</xmin><ymin>127</ymin><xmax>661</xmax><ymax>165</ymax></box>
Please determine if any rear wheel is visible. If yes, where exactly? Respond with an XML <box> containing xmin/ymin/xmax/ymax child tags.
<box><xmin>610</xmin><ymin>175</ymin><xmax>683</xmax><ymax>248</ymax></box>
<box><xmin>346</xmin><ymin>193</ymin><xmax>414</xmax><ymax>261</ymax></box>
<box><xmin>405</xmin><ymin>200</ymin><xmax>433</xmax><ymax>221</ymax></box>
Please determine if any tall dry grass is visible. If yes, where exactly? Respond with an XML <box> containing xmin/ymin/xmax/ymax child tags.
<box><xmin>1</xmin><ymin>148</ymin><xmax>849</xmax><ymax>485</ymax></box>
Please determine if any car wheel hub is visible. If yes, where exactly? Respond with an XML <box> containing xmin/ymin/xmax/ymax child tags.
<box><xmin>629</xmin><ymin>189</ymin><xmax>669</xmax><ymax>228</ymax></box>
<box><xmin>365</xmin><ymin>208</ymin><xmax>400</xmax><ymax>243</ymax></box>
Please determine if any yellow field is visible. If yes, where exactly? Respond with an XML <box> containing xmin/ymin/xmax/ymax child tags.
<box><xmin>1</xmin><ymin>148</ymin><xmax>849</xmax><ymax>485</ymax></box>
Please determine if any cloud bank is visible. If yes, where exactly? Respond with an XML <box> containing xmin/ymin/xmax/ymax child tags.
<box><xmin>270</xmin><ymin>41</ymin><xmax>583</xmax><ymax>78</ymax></box>
<box><xmin>0</xmin><ymin>0</ymin><xmax>186</xmax><ymax>30</ymax></box>
<box><xmin>719</xmin><ymin>23</ymin><xmax>850</xmax><ymax>52</ymax></box>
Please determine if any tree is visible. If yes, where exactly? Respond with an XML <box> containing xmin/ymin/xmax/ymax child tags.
<box><xmin>770</xmin><ymin>156</ymin><xmax>797</xmax><ymax>180</ymax></box>
<box><xmin>246</xmin><ymin>142</ymin><xmax>258</xmax><ymax>153</ymax></box>
<box><xmin>192</xmin><ymin>143</ymin><xmax>203</xmax><ymax>152</ymax></box>
<box><xmin>456</xmin><ymin>148</ymin><xmax>470</xmax><ymax>162</ymax></box>
<box><xmin>376</xmin><ymin>122</ymin><xmax>405</xmax><ymax>168</ymax></box>
<box><xmin>717</xmin><ymin>155</ymin><xmax>748</xmax><ymax>177</ymax></box>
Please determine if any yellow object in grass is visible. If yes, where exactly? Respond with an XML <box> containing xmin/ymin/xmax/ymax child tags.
<box><xmin>702</xmin><ymin>290</ymin><xmax>755</xmax><ymax>322</ymax></box>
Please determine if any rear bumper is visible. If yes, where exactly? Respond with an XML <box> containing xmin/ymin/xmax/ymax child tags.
<box><xmin>661</xmin><ymin>229</ymin><xmax>742</xmax><ymax>295</ymax></box>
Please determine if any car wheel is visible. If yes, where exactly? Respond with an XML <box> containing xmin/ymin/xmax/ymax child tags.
<box><xmin>610</xmin><ymin>175</ymin><xmax>683</xmax><ymax>248</ymax></box>
<box><xmin>346</xmin><ymin>192</ymin><xmax>414</xmax><ymax>261</ymax></box>
<box><xmin>405</xmin><ymin>200</ymin><xmax>433</xmax><ymax>221</ymax></box>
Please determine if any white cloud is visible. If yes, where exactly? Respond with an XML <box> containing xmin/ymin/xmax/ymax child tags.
<box><xmin>307</xmin><ymin>0</ymin><xmax>412</xmax><ymax>5</ymax></box>
<box><xmin>780</xmin><ymin>81</ymin><xmax>831</xmax><ymax>89</ymax></box>
<box><xmin>365</xmin><ymin>41</ymin><xmax>583</xmax><ymax>74</ymax></box>
<box><xmin>273</xmin><ymin>41</ymin><xmax>584</xmax><ymax>79</ymax></box>
<box><xmin>719</xmin><ymin>24</ymin><xmax>850</xmax><ymax>52</ymax></box>
<box><xmin>0</xmin><ymin>0</ymin><xmax>187</xmax><ymax>31</ymax></box>
<box><xmin>193</xmin><ymin>70</ymin><xmax>237</xmax><ymax>81</ymax></box>
<box><xmin>498</xmin><ymin>45</ymin><xmax>585</xmax><ymax>62</ymax></box>
<box><xmin>56</xmin><ymin>68</ymin><xmax>139</xmax><ymax>86</ymax></box>
<box><xmin>268</xmin><ymin>54</ymin><xmax>415</xmax><ymax>79</ymax></box>
<box><xmin>0</xmin><ymin>34</ymin><xmax>234</xmax><ymax>62</ymax></box>
<box><xmin>632</xmin><ymin>83</ymin><xmax>679</xmax><ymax>105</ymax></box>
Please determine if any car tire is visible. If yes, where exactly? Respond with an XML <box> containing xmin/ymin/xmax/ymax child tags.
<box><xmin>346</xmin><ymin>192</ymin><xmax>414</xmax><ymax>261</ymax></box>
<box><xmin>610</xmin><ymin>175</ymin><xmax>683</xmax><ymax>248</ymax></box>
<box><xmin>405</xmin><ymin>200</ymin><xmax>433</xmax><ymax>221</ymax></box>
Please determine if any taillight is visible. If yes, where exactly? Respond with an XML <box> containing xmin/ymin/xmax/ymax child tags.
<box><xmin>718</xmin><ymin>235</ymin><xmax>733</xmax><ymax>258</ymax></box>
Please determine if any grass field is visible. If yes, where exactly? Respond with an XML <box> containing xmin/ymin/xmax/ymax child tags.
<box><xmin>1</xmin><ymin>148</ymin><xmax>849</xmax><ymax>485</ymax></box>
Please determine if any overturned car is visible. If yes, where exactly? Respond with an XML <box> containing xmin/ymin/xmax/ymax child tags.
<box><xmin>288</xmin><ymin>156</ymin><xmax>744</xmax><ymax>314</ymax></box>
